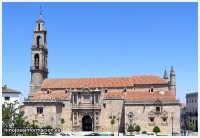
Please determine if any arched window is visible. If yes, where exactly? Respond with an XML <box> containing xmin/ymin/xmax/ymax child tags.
<box><xmin>104</xmin><ymin>88</ymin><xmax>108</xmax><ymax>93</ymax></box>
<box><xmin>47</xmin><ymin>89</ymin><xmax>51</xmax><ymax>94</ymax></box>
<box><xmin>34</xmin><ymin>54</ymin><xmax>39</xmax><ymax>69</ymax></box>
<box><xmin>38</xmin><ymin>23</ymin><xmax>40</xmax><ymax>31</ymax></box>
<box><xmin>37</xmin><ymin>36</ymin><xmax>41</xmax><ymax>47</ymax></box>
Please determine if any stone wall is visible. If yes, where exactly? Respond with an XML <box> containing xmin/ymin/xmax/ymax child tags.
<box><xmin>124</xmin><ymin>104</ymin><xmax>180</xmax><ymax>135</ymax></box>
<box><xmin>24</xmin><ymin>102</ymin><xmax>62</xmax><ymax>128</ymax></box>
<box><xmin>60</xmin><ymin>100</ymin><xmax>73</xmax><ymax>131</ymax></box>
<box><xmin>100</xmin><ymin>99</ymin><xmax>124</xmax><ymax>132</ymax></box>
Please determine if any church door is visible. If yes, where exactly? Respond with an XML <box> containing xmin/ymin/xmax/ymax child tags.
<box><xmin>82</xmin><ymin>115</ymin><xmax>92</xmax><ymax>131</ymax></box>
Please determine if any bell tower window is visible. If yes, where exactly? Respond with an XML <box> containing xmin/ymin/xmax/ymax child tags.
<box><xmin>37</xmin><ymin>36</ymin><xmax>41</xmax><ymax>47</ymax></box>
<box><xmin>34</xmin><ymin>54</ymin><xmax>39</xmax><ymax>69</ymax></box>
<box><xmin>38</xmin><ymin>23</ymin><xmax>40</xmax><ymax>31</ymax></box>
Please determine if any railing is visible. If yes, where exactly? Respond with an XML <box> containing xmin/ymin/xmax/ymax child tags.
<box><xmin>72</xmin><ymin>104</ymin><xmax>101</xmax><ymax>109</ymax></box>
<box><xmin>30</xmin><ymin>66</ymin><xmax>48</xmax><ymax>72</ymax></box>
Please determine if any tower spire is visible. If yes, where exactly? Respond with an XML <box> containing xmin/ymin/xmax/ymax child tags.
<box><xmin>163</xmin><ymin>69</ymin><xmax>168</xmax><ymax>80</ymax></box>
<box><xmin>170</xmin><ymin>66</ymin><xmax>176</xmax><ymax>96</ymax></box>
<box><xmin>29</xmin><ymin>13</ymin><xmax>48</xmax><ymax>99</ymax></box>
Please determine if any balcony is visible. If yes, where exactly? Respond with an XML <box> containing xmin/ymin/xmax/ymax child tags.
<box><xmin>72</xmin><ymin>104</ymin><xmax>101</xmax><ymax>110</ymax></box>
<box><xmin>185</xmin><ymin>112</ymin><xmax>198</xmax><ymax>117</ymax></box>
<box><xmin>30</xmin><ymin>66</ymin><xmax>48</xmax><ymax>72</ymax></box>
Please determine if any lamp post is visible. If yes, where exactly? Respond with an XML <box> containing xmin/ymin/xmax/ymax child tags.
<box><xmin>171</xmin><ymin>112</ymin><xmax>174</xmax><ymax>136</ymax></box>
<box><xmin>117</xmin><ymin>112</ymin><xmax>120</xmax><ymax>136</ymax></box>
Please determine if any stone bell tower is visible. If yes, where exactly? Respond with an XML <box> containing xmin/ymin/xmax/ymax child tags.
<box><xmin>29</xmin><ymin>12</ymin><xmax>48</xmax><ymax>98</ymax></box>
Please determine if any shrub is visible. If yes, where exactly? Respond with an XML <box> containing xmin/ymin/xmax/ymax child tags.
<box><xmin>142</xmin><ymin>131</ymin><xmax>147</xmax><ymax>134</ymax></box>
<box><xmin>127</xmin><ymin>125</ymin><xmax>134</xmax><ymax>136</ymax></box>
<box><xmin>153</xmin><ymin>126</ymin><xmax>161</xmax><ymax>135</ymax></box>
<box><xmin>134</xmin><ymin>125</ymin><xmax>141</xmax><ymax>133</ymax></box>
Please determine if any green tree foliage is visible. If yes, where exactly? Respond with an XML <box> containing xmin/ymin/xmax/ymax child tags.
<box><xmin>2</xmin><ymin>85</ymin><xmax>7</xmax><ymax>90</ymax></box>
<box><xmin>189</xmin><ymin>123</ymin><xmax>196</xmax><ymax>131</ymax></box>
<box><xmin>2</xmin><ymin>101</ymin><xmax>40</xmax><ymax>136</ymax></box>
<box><xmin>61</xmin><ymin>118</ymin><xmax>65</xmax><ymax>132</ymax></box>
<box><xmin>153</xmin><ymin>126</ymin><xmax>161</xmax><ymax>135</ymax></box>
<box><xmin>127</xmin><ymin>125</ymin><xmax>134</xmax><ymax>136</ymax></box>
<box><xmin>134</xmin><ymin>125</ymin><xmax>141</xmax><ymax>133</ymax></box>
<box><xmin>110</xmin><ymin>118</ymin><xmax>115</xmax><ymax>134</ymax></box>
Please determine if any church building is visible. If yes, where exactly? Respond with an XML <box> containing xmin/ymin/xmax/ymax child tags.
<box><xmin>24</xmin><ymin>14</ymin><xmax>181</xmax><ymax>135</ymax></box>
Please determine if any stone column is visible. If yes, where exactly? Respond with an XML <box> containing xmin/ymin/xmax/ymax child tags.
<box><xmin>72</xmin><ymin>94</ymin><xmax>74</xmax><ymax>105</ymax></box>
<box><xmin>32</xmin><ymin>53</ymin><xmax>34</xmax><ymax>67</ymax></box>
<box><xmin>77</xmin><ymin>94</ymin><xmax>78</xmax><ymax>105</ymax></box>
<box><xmin>94</xmin><ymin>93</ymin><xmax>96</xmax><ymax>105</ymax></box>
<box><xmin>39</xmin><ymin>54</ymin><xmax>42</xmax><ymax>68</ymax></box>
<box><xmin>72</xmin><ymin>112</ymin><xmax>74</xmax><ymax>125</ymax></box>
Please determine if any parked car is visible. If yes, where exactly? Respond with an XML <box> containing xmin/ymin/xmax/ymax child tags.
<box><xmin>58</xmin><ymin>133</ymin><xmax>75</xmax><ymax>136</ymax></box>
<box><xmin>84</xmin><ymin>132</ymin><xmax>101</xmax><ymax>136</ymax></box>
<box><xmin>147</xmin><ymin>132</ymin><xmax>156</xmax><ymax>136</ymax></box>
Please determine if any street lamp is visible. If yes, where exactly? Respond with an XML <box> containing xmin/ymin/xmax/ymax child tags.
<box><xmin>117</xmin><ymin>112</ymin><xmax>120</xmax><ymax>136</ymax></box>
<box><xmin>171</xmin><ymin>112</ymin><xmax>174</xmax><ymax>136</ymax></box>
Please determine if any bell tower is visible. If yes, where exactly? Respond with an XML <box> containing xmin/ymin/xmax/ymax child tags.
<box><xmin>29</xmin><ymin>13</ymin><xmax>48</xmax><ymax>98</ymax></box>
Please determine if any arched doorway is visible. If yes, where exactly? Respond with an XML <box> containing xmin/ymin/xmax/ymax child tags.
<box><xmin>82</xmin><ymin>115</ymin><xmax>92</xmax><ymax>131</ymax></box>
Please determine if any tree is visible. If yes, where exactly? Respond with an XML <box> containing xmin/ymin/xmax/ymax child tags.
<box><xmin>2</xmin><ymin>85</ymin><xmax>7</xmax><ymax>90</ymax></box>
<box><xmin>2</xmin><ymin>101</ymin><xmax>40</xmax><ymax>136</ymax></box>
<box><xmin>61</xmin><ymin>118</ymin><xmax>65</xmax><ymax>132</ymax></box>
<box><xmin>153</xmin><ymin>126</ymin><xmax>161</xmax><ymax>135</ymax></box>
<box><xmin>110</xmin><ymin>118</ymin><xmax>115</xmax><ymax>135</ymax></box>
<box><xmin>134</xmin><ymin>125</ymin><xmax>141</xmax><ymax>133</ymax></box>
<box><xmin>189</xmin><ymin>123</ymin><xmax>196</xmax><ymax>131</ymax></box>
<box><xmin>127</xmin><ymin>125</ymin><xmax>134</xmax><ymax>136</ymax></box>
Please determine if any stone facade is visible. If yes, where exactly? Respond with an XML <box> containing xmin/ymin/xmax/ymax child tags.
<box><xmin>24</xmin><ymin>14</ymin><xmax>180</xmax><ymax>136</ymax></box>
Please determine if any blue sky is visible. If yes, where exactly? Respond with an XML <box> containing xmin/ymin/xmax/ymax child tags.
<box><xmin>2</xmin><ymin>2</ymin><xmax>198</xmax><ymax>104</ymax></box>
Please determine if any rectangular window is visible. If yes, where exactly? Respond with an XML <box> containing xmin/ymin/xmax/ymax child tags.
<box><xmin>37</xmin><ymin>107</ymin><xmax>43</xmax><ymax>114</ymax></box>
<box><xmin>4</xmin><ymin>97</ymin><xmax>10</xmax><ymax>101</ymax></box>
<box><xmin>156</xmin><ymin>107</ymin><xmax>161</xmax><ymax>112</ymax></box>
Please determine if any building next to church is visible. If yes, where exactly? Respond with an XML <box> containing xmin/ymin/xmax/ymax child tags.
<box><xmin>2</xmin><ymin>87</ymin><xmax>21</xmax><ymax>113</ymax></box>
<box><xmin>186</xmin><ymin>92</ymin><xmax>198</xmax><ymax>131</ymax></box>
<box><xmin>24</xmin><ymin>14</ymin><xmax>181</xmax><ymax>135</ymax></box>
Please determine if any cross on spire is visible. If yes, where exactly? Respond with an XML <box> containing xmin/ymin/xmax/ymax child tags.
<box><xmin>40</xmin><ymin>5</ymin><xmax>42</xmax><ymax>15</ymax></box>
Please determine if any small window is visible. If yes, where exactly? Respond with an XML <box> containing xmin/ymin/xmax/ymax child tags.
<box><xmin>47</xmin><ymin>90</ymin><xmax>50</xmax><ymax>94</ymax></box>
<box><xmin>38</xmin><ymin>23</ymin><xmax>40</xmax><ymax>31</ymax></box>
<box><xmin>4</xmin><ymin>97</ymin><xmax>10</xmax><ymax>101</ymax></box>
<box><xmin>163</xmin><ymin>118</ymin><xmax>167</xmax><ymax>123</ymax></box>
<box><xmin>63</xmin><ymin>104</ymin><xmax>65</xmax><ymax>107</ymax></box>
<box><xmin>123</xmin><ymin>88</ymin><xmax>127</xmax><ymax>93</ymax></box>
<box><xmin>105</xmin><ymin>88</ymin><xmax>108</xmax><ymax>93</ymax></box>
<box><xmin>150</xmin><ymin>118</ymin><xmax>154</xmax><ymax>123</ymax></box>
<box><xmin>156</xmin><ymin>107</ymin><xmax>160</xmax><ymax>112</ymax></box>
<box><xmin>187</xmin><ymin>100</ymin><xmax>188</xmax><ymax>103</ymax></box>
<box><xmin>65</xmin><ymin>89</ymin><xmax>68</xmax><ymax>94</ymax></box>
<box><xmin>150</xmin><ymin>87</ymin><xmax>154</xmax><ymax>93</ymax></box>
<box><xmin>37</xmin><ymin>107</ymin><xmax>43</xmax><ymax>114</ymax></box>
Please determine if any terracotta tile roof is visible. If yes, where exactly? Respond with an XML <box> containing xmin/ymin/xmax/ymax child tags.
<box><xmin>41</xmin><ymin>75</ymin><xmax>168</xmax><ymax>89</ymax></box>
<box><xmin>34</xmin><ymin>91</ymin><xmax>69</xmax><ymax>100</ymax></box>
<box><xmin>104</xmin><ymin>90</ymin><xmax>176</xmax><ymax>101</ymax></box>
